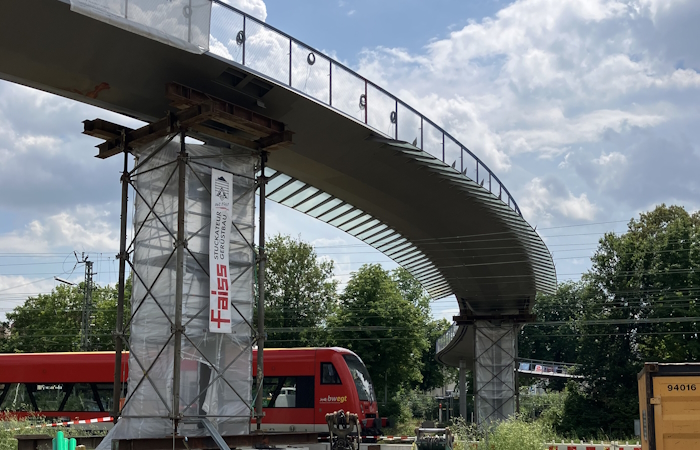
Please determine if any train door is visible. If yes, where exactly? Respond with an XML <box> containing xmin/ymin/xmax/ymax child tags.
<box><xmin>255</xmin><ymin>350</ymin><xmax>315</xmax><ymax>432</ymax></box>
<box><xmin>315</xmin><ymin>350</ymin><xmax>349</xmax><ymax>428</ymax></box>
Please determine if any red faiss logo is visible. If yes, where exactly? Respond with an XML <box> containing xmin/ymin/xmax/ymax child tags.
<box><xmin>210</xmin><ymin>264</ymin><xmax>231</xmax><ymax>328</ymax></box>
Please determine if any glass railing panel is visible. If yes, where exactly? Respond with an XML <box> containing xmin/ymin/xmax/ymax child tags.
<box><xmin>444</xmin><ymin>136</ymin><xmax>462</xmax><ymax>172</ymax></box>
<box><xmin>397</xmin><ymin>103</ymin><xmax>421</xmax><ymax>147</ymax></box>
<box><xmin>436</xmin><ymin>323</ymin><xmax>457</xmax><ymax>354</ymax></box>
<box><xmin>244</xmin><ymin>19</ymin><xmax>290</xmax><ymax>84</ymax></box>
<box><xmin>422</xmin><ymin>121</ymin><xmax>443</xmax><ymax>161</ymax></box>
<box><xmin>291</xmin><ymin>42</ymin><xmax>331</xmax><ymax>103</ymax></box>
<box><xmin>331</xmin><ymin>63</ymin><xmax>366</xmax><ymax>123</ymax></box>
<box><xmin>209</xmin><ymin>3</ymin><xmax>244</xmax><ymax>64</ymax></box>
<box><xmin>476</xmin><ymin>161</ymin><xmax>488</xmax><ymax>188</ymax></box>
<box><xmin>366</xmin><ymin>84</ymin><xmax>396</xmax><ymax>138</ymax></box>
<box><xmin>462</xmin><ymin>149</ymin><xmax>478</xmax><ymax>182</ymax></box>
<box><xmin>206</xmin><ymin>4</ymin><xmax>522</xmax><ymax>216</ymax></box>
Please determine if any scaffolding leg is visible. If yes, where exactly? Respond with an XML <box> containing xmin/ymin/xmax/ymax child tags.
<box><xmin>255</xmin><ymin>151</ymin><xmax>268</xmax><ymax>430</ymax></box>
<box><xmin>112</xmin><ymin>147</ymin><xmax>130</xmax><ymax>420</ymax></box>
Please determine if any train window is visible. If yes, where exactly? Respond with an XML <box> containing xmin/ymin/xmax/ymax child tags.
<box><xmin>343</xmin><ymin>355</ymin><xmax>375</xmax><ymax>402</ymax></box>
<box><xmin>320</xmin><ymin>363</ymin><xmax>341</xmax><ymax>385</ymax></box>
<box><xmin>253</xmin><ymin>376</ymin><xmax>314</xmax><ymax>408</ymax></box>
<box><xmin>0</xmin><ymin>384</ymin><xmax>10</xmax><ymax>409</ymax></box>
<box><xmin>94</xmin><ymin>383</ymin><xmax>116</xmax><ymax>412</ymax></box>
<box><xmin>63</xmin><ymin>384</ymin><xmax>103</xmax><ymax>412</ymax></box>
<box><xmin>31</xmin><ymin>384</ymin><xmax>67</xmax><ymax>412</ymax></box>
<box><xmin>0</xmin><ymin>383</ymin><xmax>32</xmax><ymax>411</ymax></box>
<box><xmin>0</xmin><ymin>383</ymin><xmax>116</xmax><ymax>412</ymax></box>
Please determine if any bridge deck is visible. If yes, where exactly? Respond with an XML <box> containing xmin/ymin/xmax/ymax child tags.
<box><xmin>0</xmin><ymin>0</ymin><xmax>556</xmax><ymax>364</ymax></box>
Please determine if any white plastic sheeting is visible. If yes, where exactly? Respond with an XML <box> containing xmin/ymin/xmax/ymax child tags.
<box><xmin>70</xmin><ymin>0</ymin><xmax>211</xmax><ymax>54</ymax></box>
<box><xmin>97</xmin><ymin>138</ymin><xmax>255</xmax><ymax>449</ymax></box>
<box><xmin>474</xmin><ymin>321</ymin><xmax>516</xmax><ymax>426</ymax></box>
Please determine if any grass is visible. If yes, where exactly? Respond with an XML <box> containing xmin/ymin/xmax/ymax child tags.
<box><xmin>451</xmin><ymin>416</ymin><xmax>555</xmax><ymax>450</ymax></box>
<box><xmin>0</xmin><ymin>415</ymin><xmax>106</xmax><ymax>450</ymax></box>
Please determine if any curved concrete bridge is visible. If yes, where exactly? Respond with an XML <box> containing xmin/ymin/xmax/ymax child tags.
<box><xmin>0</xmin><ymin>0</ymin><xmax>556</xmax><ymax>425</ymax></box>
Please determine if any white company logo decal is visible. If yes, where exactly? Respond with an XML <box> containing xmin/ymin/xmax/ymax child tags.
<box><xmin>319</xmin><ymin>395</ymin><xmax>348</xmax><ymax>404</ymax></box>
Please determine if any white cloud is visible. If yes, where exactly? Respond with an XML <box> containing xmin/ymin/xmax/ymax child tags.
<box><xmin>355</xmin><ymin>0</ymin><xmax>699</xmax><ymax>170</ymax></box>
<box><xmin>520</xmin><ymin>177</ymin><xmax>597</xmax><ymax>224</ymax></box>
<box><xmin>0</xmin><ymin>276</ymin><xmax>60</xmax><ymax>321</ymax></box>
<box><xmin>0</xmin><ymin>206</ymin><xmax>119</xmax><ymax>254</ymax></box>
<box><xmin>220</xmin><ymin>0</ymin><xmax>267</xmax><ymax>21</ymax></box>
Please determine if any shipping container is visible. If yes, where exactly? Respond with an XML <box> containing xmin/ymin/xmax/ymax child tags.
<box><xmin>638</xmin><ymin>362</ymin><xmax>700</xmax><ymax>450</ymax></box>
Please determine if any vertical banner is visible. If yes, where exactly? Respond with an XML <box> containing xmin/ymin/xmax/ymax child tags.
<box><xmin>210</xmin><ymin>169</ymin><xmax>233</xmax><ymax>333</ymax></box>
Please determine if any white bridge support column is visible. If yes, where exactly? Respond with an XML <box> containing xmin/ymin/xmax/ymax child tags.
<box><xmin>474</xmin><ymin>321</ymin><xmax>517</xmax><ymax>426</ymax></box>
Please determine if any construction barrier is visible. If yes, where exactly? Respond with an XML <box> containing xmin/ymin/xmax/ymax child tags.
<box><xmin>12</xmin><ymin>417</ymin><xmax>114</xmax><ymax>431</ymax></box>
<box><xmin>546</xmin><ymin>443</ymin><xmax>641</xmax><ymax>450</ymax></box>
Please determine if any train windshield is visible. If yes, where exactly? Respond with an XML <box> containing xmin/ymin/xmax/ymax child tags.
<box><xmin>342</xmin><ymin>354</ymin><xmax>375</xmax><ymax>403</ymax></box>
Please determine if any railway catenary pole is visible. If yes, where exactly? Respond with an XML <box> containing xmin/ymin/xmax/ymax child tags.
<box><xmin>255</xmin><ymin>151</ymin><xmax>268</xmax><ymax>430</ymax></box>
<box><xmin>112</xmin><ymin>144</ymin><xmax>129</xmax><ymax>421</ymax></box>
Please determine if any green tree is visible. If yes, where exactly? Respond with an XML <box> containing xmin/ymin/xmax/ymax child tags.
<box><xmin>262</xmin><ymin>234</ymin><xmax>338</xmax><ymax>347</ymax></box>
<box><xmin>392</xmin><ymin>267</ymin><xmax>453</xmax><ymax>392</ymax></box>
<box><xmin>1</xmin><ymin>277</ymin><xmax>131</xmax><ymax>353</ymax></box>
<box><xmin>559</xmin><ymin>205</ymin><xmax>700</xmax><ymax>438</ymax></box>
<box><xmin>418</xmin><ymin>318</ymin><xmax>454</xmax><ymax>392</ymax></box>
<box><xmin>519</xmin><ymin>282</ymin><xmax>587</xmax><ymax>365</ymax></box>
<box><xmin>328</xmin><ymin>264</ymin><xmax>428</xmax><ymax>408</ymax></box>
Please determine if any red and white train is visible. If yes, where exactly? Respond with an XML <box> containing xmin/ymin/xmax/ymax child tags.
<box><xmin>0</xmin><ymin>348</ymin><xmax>385</xmax><ymax>438</ymax></box>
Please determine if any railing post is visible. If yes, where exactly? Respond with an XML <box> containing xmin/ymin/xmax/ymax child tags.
<box><xmin>364</xmin><ymin>80</ymin><xmax>368</xmax><ymax>124</ymax></box>
<box><xmin>288</xmin><ymin>39</ymin><xmax>292</xmax><ymax>87</ymax></box>
<box><xmin>442</xmin><ymin>133</ymin><xmax>445</xmax><ymax>162</ymax></box>
<box><xmin>394</xmin><ymin>100</ymin><xmax>398</xmax><ymax>140</ymax></box>
<box><xmin>420</xmin><ymin>117</ymin><xmax>423</xmax><ymax>150</ymax></box>
<box><xmin>242</xmin><ymin>16</ymin><xmax>246</xmax><ymax>66</ymax></box>
<box><xmin>329</xmin><ymin>61</ymin><xmax>332</xmax><ymax>106</ymax></box>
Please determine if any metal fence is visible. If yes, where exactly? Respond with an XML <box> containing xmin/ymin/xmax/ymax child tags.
<box><xmin>435</xmin><ymin>323</ymin><xmax>458</xmax><ymax>354</ymax></box>
<box><xmin>517</xmin><ymin>358</ymin><xmax>580</xmax><ymax>378</ymax></box>
<box><xmin>208</xmin><ymin>0</ymin><xmax>522</xmax><ymax>216</ymax></box>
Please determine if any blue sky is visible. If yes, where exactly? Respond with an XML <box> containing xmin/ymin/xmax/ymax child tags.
<box><xmin>263</xmin><ymin>0</ymin><xmax>506</xmax><ymax>62</ymax></box>
<box><xmin>1</xmin><ymin>0</ymin><xmax>700</xmax><ymax>323</ymax></box>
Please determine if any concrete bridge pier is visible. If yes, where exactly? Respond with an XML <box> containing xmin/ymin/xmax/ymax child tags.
<box><xmin>473</xmin><ymin>321</ymin><xmax>518</xmax><ymax>426</ymax></box>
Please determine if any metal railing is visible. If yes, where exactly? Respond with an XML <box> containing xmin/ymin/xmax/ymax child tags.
<box><xmin>436</xmin><ymin>323</ymin><xmax>458</xmax><ymax>354</ymax></box>
<box><xmin>436</xmin><ymin>325</ymin><xmax>581</xmax><ymax>379</ymax></box>
<box><xmin>517</xmin><ymin>358</ymin><xmax>581</xmax><ymax>378</ymax></box>
<box><xmin>207</xmin><ymin>1</ymin><xmax>522</xmax><ymax>216</ymax></box>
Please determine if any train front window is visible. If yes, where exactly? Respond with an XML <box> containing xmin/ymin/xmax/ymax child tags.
<box><xmin>342</xmin><ymin>354</ymin><xmax>375</xmax><ymax>402</ymax></box>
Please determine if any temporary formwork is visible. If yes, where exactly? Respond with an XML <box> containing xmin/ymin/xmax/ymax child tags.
<box><xmin>97</xmin><ymin>132</ymin><xmax>260</xmax><ymax>448</ymax></box>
